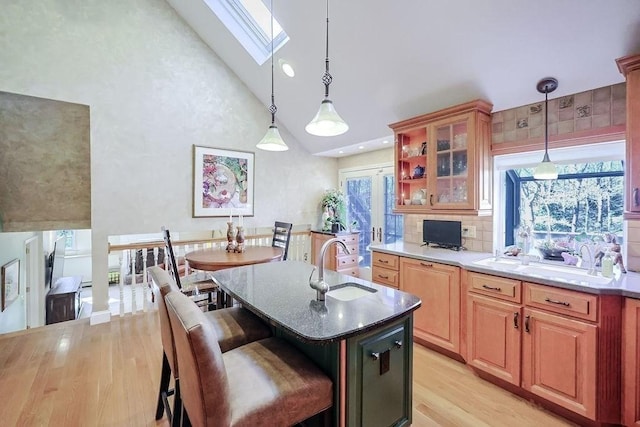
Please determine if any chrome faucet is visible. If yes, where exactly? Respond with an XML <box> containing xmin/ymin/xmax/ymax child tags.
<box><xmin>309</xmin><ymin>237</ymin><xmax>351</xmax><ymax>301</ymax></box>
<box><xmin>578</xmin><ymin>243</ymin><xmax>598</xmax><ymax>276</ymax></box>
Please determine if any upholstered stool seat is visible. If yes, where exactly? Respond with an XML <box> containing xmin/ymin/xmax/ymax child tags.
<box><xmin>166</xmin><ymin>291</ymin><xmax>333</xmax><ymax>427</ymax></box>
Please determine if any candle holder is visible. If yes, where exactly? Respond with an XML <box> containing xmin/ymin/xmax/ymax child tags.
<box><xmin>226</xmin><ymin>221</ymin><xmax>237</xmax><ymax>252</ymax></box>
<box><xmin>234</xmin><ymin>226</ymin><xmax>245</xmax><ymax>253</ymax></box>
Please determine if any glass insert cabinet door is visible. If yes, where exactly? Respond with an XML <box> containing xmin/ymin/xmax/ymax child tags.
<box><xmin>341</xmin><ymin>166</ymin><xmax>403</xmax><ymax>280</ymax></box>
<box><xmin>432</xmin><ymin>118</ymin><xmax>471</xmax><ymax>207</ymax></box>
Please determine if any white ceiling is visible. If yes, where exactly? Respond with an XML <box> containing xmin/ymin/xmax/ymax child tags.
<box><xmin>166</xmin><ymin>0</ymin><xmax>640</xmax><ymax>157</ymax></box>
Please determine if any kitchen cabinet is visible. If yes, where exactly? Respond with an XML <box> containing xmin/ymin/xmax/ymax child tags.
<box><xmin>616</xmin><ymin>54</ymin><xmax>640</xmax><ymax>218</ymax></box>
<box><xmin>400</xmin><ymin>257</ymin><xmax>461</xmax><ymax>355</ymax></box>
<box><xmin>389</xmin><ymin>100</ymin><xmax>493</xmax><ymax>215</ymax></box>
<box><xmin>371</xmin><ymin>252</ymin><xmax>399</xmax><ymax>289</ymax></box>
<box><xmin>311</xmin><ymin>231</ymin><xmax>359</xmax><ymax>278</ymax></box>
<box><xmin>623</xmin><ymin>297</ymin><xmax>640</xmax><ymax>426</ymax></box>
<box><xmin>466</xmin><ymin>272</ymin><xmax>621</xmax><ymax>423</ymax></box>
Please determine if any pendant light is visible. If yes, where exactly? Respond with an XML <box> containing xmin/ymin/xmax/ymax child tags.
<box><xmin>257</xmin><ymin>0</ymin><xmax>288</xmax><ymax>151</ymax></box>
<box><xmin>305</xmin><ymin>0</ymin><xmax>349</xmax><ymax>137</ymax></box>
<box><xmin>533</xmin><ymin>77</ymin><xmax>558</xmax><ymax>180</ymax></box>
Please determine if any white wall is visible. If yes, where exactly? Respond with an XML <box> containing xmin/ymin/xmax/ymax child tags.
<box><xmin>0</xmin><ymin>0</ymin><xmax>337</xmax><ymax>315</ymax></box>
<box><xmin>338</xmin><ymin>148</ymin><xmax>393</xmax><ymax>170</ymax></box>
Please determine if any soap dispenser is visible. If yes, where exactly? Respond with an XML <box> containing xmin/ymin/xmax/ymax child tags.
<box><xmin>602</xmin><ymin>249</ymin><xmax>614</xmax><ymax>278</ymax></box>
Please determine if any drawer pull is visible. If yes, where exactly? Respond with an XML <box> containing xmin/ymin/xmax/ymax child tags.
<box><xmin>378</xmin><ymin>274</ymin><xmax>389</xmax><ymax>279</ymax></box>
<box><xmin>525</xmin><ymin>315</ymin><xmax>530</xmax><ymax>333</ymax></box>
<box><xmin>394</xmin><ymin>340</ymin><xmax>403</xmax><ymax>349</ymax></box>
<box><xmin>544</xmin><ymin>297</ymin><xmax>570</xmax><ymax>307</ymax></box>
<box><xmin>420</xmin><ymin>262</ymin><xmax>433</xmax><ymax>267</ymax></box>
<box><xmin>513</xmin><ymin>312</ymin><xmax>519</xmax><ymax>329</ymax></box>
<box><xmin>371</xmin><ymin>352</ymin><xmax>380</xmax><ymax>361</ymax></box>
<box><xmin>378</xmin><ymin>259</ymin><xmax>389</xmax><ymax>264</ymax></box>
<box><xmin>482</xmin><ymin>284</ymin><xmax>502</xmax><ymax>292</ymax></box>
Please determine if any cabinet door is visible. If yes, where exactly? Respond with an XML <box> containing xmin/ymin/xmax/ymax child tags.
<box><xmin>623</xmin><ymin>298</ymin><xmax>640</xmax><ymax>426</ymax></box>
<box><xmin>467</xmin><ymin>294</ymin><xmax>521</xmax><ymax>385</ymax></box>
<box><xmin>395</xmin><ymin>130</ymin><xmax>428</xmax><ymax>212</ymax></box>
<box><xmin>522</xmin><ymin>308</ymin><xmax>597</xmax><ymax>419</ymax></box>
<box><xmin>428</xmin><ymin>112</ymin><xmax>475</xmax><ymax>210</ymax></box>
<box><xmin>617</xmin><ymin>55</ymin><xmax>640</xmax><ymax>216</ymax></box>
<box><xmin>311</xmin><ymin>233</ymin><xmax>334</xmax><ymax>270</ymax></box>
<box><xmin>400</xmin><ymin>258</ymin><xmax>460</xmax><ymax>354</ymax></box>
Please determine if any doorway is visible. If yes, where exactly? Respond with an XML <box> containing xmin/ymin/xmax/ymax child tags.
<box><xmin>340</xmin><ymin>165</ymin><xmax>403</xmax><ymax>280</ymax></box>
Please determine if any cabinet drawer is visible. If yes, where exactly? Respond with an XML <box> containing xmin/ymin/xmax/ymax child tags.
<box><xmin>337</xmin><ymin>267</ymin><xmax>359</xmax><ymax>277</ymax></box>
<box><xmin>372</xmin><ymin>252</ymin><xmax>399</xmax><ymax>271</ymax></box>
<box><xmin>336</xmin><ymin>254</ymin><xmax>359</xmax><ymax>269</ymax></box>
<box><xmin>372</xmin><ymin>266</ymin><xmax>399</xmax><ymax>288</ymax></box>
<box><xmin>468</xmin><ymin>271</ymin><xmax>521</xmax><ymax>303</ymax></box>
<box><xmin>338</xmin><ymin>233</ymin><xmax>359</xmax><ymax>245</ymax></box>
<box><xmin>524</xmin><ymin>283</ymin><xmax>597</xmax><ymax>322</ymax></box>
<box><xmin>337</xmin><ymin>243</ymin><xmax>358</xmax><ymax>256</ymax></box>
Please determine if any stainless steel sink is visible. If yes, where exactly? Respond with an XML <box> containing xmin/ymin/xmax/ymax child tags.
<box><xmin>327</xmin><ymin>282</ymin><xmax>377</xmax><ymax>301</ymax></box>
<box><xmin>472</xmin><ymin>257</ymin><xmax>614</xmax><ymax>285</ymax></box>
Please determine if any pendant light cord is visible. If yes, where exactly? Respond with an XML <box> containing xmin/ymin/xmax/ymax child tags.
<box><xmin>269</xmin><ymin>0</ymin><xmax>277</xmax><ymax>124</ymax></box>
<box><xmin>544</xmin><ymin>88</ymin><xmax>549</xmax><ymax>153</ymax></box>
<box><xmin>322</xmin><ymin>0</ymin><xmax>332</xmax><ymax>98</ymax></box>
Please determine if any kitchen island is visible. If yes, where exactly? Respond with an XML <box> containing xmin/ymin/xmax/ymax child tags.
<box><xmin>210</xmin><ymin>260</ymin><xmax>421</xmax><ymax>427</ymax></box>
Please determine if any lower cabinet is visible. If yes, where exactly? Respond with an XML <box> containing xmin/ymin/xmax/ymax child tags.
<box><xmin>400</xmin><ymin>257</ymin><xmax>461</xmax><ymax>354</ymax></box>
<box><xmin>371</xmin><ymin>252</ymin><xmax>400</xmax><ymax>289</ymax></box>
<box><xmin>347</xmin><ymin>317</ymin><xmax>412</xmax><ymax>427</ymax></box>
<box><xmin>466</xmin><ymin>271</ymin><xmax>620</xmax><ymax>424</ymax></box>
<box><xmin>624</xmin><ymin>298</ymin><xmax>640</xmax><ymax>426</ymax></box>
<box><xmin>311</xmin><ymin>231</ymin><xmax>359</xmax><ymax>277</ymax></box>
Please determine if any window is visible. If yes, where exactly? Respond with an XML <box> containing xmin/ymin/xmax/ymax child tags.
<box><xmin>494</xmin><ymin>141</ymin><xmax>625</xmax><ymax>255</ymax></box>
<box><xmin>205</xmin><ymin>0</ymin><xmax>289</xmax><ymax>65</ymax></box>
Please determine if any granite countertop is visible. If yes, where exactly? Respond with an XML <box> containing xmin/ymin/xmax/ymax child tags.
<box><xmin>210</xmin><ymin>260</ymin><xmax>421</xmax><ymax>344</ymax></box>
<box><xmin>371</xmin><ymin>242</ymin><xmax>640</xmax><ymax>298</ymax></box>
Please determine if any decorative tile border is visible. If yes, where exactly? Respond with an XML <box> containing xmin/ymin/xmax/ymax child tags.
<box><xmin>492</xmin><ymin>83</ymin><xmax>626</xmax><ymax>144</ymax></box>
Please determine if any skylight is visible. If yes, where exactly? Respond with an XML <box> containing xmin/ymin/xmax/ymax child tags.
<box><xmin>205</xmin><ymin>0</ymin><xmax>289</xmax><ymax>65</ymax></box>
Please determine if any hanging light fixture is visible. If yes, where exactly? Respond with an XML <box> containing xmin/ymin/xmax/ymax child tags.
<box><xmin>305</xmin><ymin>0</ymin><xmax>348</xmax><ymax>137</ymax></box>
<box><xmin>257</xmin><ymin>0</ymin><xmax>288</xmax><ymax>151</ymax></box>
<box><xmin>533</xmin><ymin>77</ymin><xmax>558</xmax><ymax>180</ymax></box>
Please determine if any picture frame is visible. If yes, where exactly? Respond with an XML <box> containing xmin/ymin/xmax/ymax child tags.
<box><xmin>1</xmin><ymin>259</ymin><xmax>20</xmax><ymax>312</ymax></box>
<box><xmin>192</xmin><ymin>145</ymin><xmax>255</xmax><ymax>218</ymax></box>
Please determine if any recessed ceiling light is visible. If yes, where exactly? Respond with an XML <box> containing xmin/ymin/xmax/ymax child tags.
<box><xmin>358</xmin><ymin>146</ymin><xmax>365</xmax><ymax>149</ymax></box>
<box><xmin>278</xmin><ymin>59</ymin><xmax>295</xmax><ymax>77</ymax></box>
<box><xmin>382</xmin><ymin>140</ymin><xmax>389</xmax><ymax>144</ymax></box>
<box><xmin>338</xmin><ymin>150</ymin><xmax>344</xmax><ymax>154</ymax></box>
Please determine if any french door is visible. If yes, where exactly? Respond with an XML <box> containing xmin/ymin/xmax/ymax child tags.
<box><xmin>340</xmin><ymin>165</ymin><xmax>403</xmax><ymax>280</ymax></box>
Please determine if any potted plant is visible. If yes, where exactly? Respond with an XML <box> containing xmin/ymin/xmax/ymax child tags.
<box><xmin>320</xmin><ymin>189</ymin><xmax>346</xmax><ymax>232</ymax></box>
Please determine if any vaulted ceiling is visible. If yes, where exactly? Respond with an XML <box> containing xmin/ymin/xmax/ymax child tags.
<box><xmin>167</xmin><ymin>0</ymin><xmax>640</xmax><ymax>156</ymax></box>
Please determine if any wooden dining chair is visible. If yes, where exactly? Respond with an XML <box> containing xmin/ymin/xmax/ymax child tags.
<box><xmin>162</xmin><ymin>226</ymin><xmax>218</xmax><ymax>311</ymax></box>
<box><xmin>165</xmin><ymin>290</ymin><xmax>333</xmax><ymax>427</ymax></box>
<box><xmin>272</xmin><ymin>221</ymin><xmax>293</xmax><ymax>260</ymax></box>
<box><xmin>150</xmin><ymin>266</ymin><xmax>272</xmax><ymax>426</ymax></box>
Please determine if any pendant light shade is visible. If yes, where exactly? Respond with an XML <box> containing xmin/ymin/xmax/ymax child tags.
<box><xmin>306</xmin><ymin>0</ymin><xmax>348</xmax><ymax>137</ymax></box>
<box><xmin>257</xmin><ymin>0</ymin><xmax>288</xmax><ymax>151</ymax></box>
<box><xmin>533</xmin><ymin>77</ymin><xmax>558</xmax><ymax>180</ymax></box>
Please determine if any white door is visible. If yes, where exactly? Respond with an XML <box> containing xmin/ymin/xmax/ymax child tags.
<box><xmin>24</xmin><ymin>235</ymin><xmax>44</xmax><ymax>328</ymax></box>
<box><xmin>340</xmin><ymin>165</ymin><xmax>403</xmax><ymax>280</ymax></box>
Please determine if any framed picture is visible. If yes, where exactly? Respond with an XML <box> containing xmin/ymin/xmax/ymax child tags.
<box><xmin>192</xmin><ymin>145</ymin><xmax>255</xmax><ymax>218</ymax></box>
<box><xmin>1</xmin><ymin>259</ymin><xmax>20</xmax><ymax>312</ymax></box>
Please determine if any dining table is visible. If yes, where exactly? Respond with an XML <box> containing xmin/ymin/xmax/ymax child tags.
<box><xmin>185</xmin><ymin>246</ymin><xmax>284</xmax><ymax>307</ymax></box>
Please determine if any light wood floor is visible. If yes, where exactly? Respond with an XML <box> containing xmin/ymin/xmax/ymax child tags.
<box><xmin>0</xmin><ymin>311</ymin><xmax>577</xmax><ymax>427</ymax></box>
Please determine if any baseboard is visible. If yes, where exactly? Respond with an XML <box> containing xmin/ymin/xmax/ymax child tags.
<box><xmin>90</xmin><ymin>310</ymin><xmax>111</xmax><ymax>325</ymax></box>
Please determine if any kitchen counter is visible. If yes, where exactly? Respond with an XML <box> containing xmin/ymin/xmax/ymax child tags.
<box><xmin>210</xmin><ymin>259</ymin><xmax>421</xmax><ymax>426</ymax></box>
<box><xmin>371</xmin><ymin>241</ymin><xmax>640</xmax><ymax>298</ymax></box>
<box><xmin>210</xmin><ymin>260</ymin><xmax>421</xmax><ymax>343</ymax></box>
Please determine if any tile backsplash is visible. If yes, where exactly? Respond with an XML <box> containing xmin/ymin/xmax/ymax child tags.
<box><xmin>404</xmin><ymin>214</ymin><xmax>493</xmax><ymax>253</ymax></box>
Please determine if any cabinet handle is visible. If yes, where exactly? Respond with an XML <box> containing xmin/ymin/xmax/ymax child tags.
<box><xmin>372</xmin><ymin>227</ymin><xmax>375</xmax><ymax>242</ymax></box>
<box><xmin>378</xmin><ymin>259</ymin><xmax>389</xmax><ymax>264</ymax></box>
<box><xmin>371</xmin><ymin>352</ymin><xmax>380</xmax><ymax>361</ymax></box>
<box><xmin>544</xmin><ymin>297</ymin><xmax>570</xmax><ymax>307</ymax></box>
<box><xmin>513</xmin><ymin>312</ymin><xmax>519</xmax><ymax>329</ymax></box>
<box><xmin>634</xmin><ymin>188</ymin><xmax>639</xmax><ymax>207</ymax></box>
<box><xmin>378</xmin><ymin>274</ymin><xmax>389</xmax><ymax>279</ymax></box>
<box><xmin>420</xmin><ymin>262</ymin><xmax>433</xmax><ymax>267</ymax></box>
<box><xmin>377</xmin><ymin>227</ymin><xmax>382</xmax><ymax>242</ymax></box>
<box><xmin>430</xmin><ymin>194</ymin><xmax>434</xmax><ymax>206</ymax></box>
<box><xmin>394</xmin><ymin>340</ymin><xmax>403</xmax><ymax>349</ymax></box>
<box><xmin>525</xmin><ymin>315</ymin><xmax>530</xmax><ymax>333</ymax></box>
<box><xmin>482</xmin><ymin>284</ymin><xmax>502</xmax><ymax>292</ymax></box>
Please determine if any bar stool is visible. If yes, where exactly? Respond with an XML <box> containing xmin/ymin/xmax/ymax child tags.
<box><xmin>150</xmin><ymin>267</ymin><xmax>272</xmax><ymax>426</ymax></box>
<box><xmin>165</xmin><ymin>290</ymin><xmax>334</xmax><ymax>427</ymax></box>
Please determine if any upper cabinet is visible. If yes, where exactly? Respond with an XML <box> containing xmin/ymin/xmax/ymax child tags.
<box><xmin>617</xmin><ymin>54</ymin><xmax>640</xmax><ymax>219</ymax></box>
<box><xmin>389</xmin><ymin>100</ymin><xmax>493</xmax><ymax>215</ymax></box>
